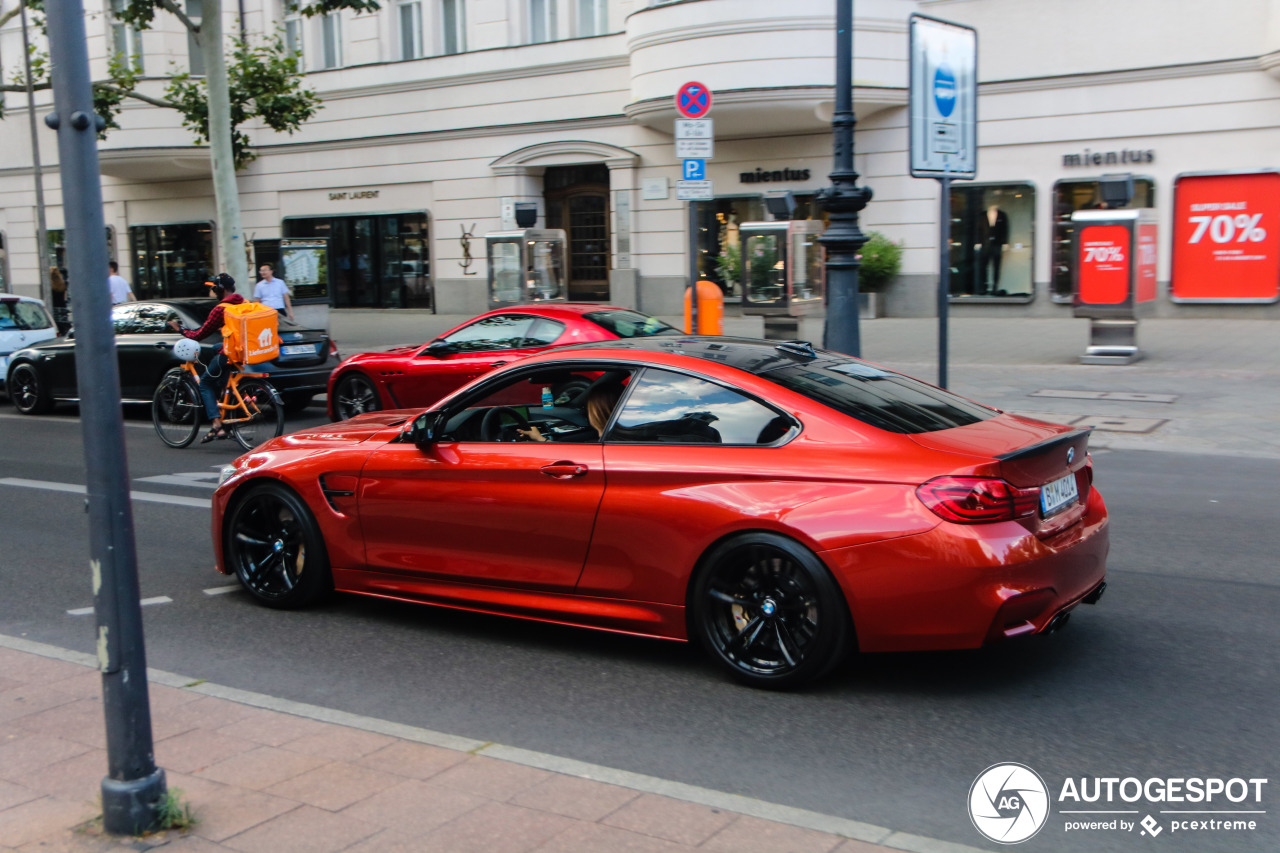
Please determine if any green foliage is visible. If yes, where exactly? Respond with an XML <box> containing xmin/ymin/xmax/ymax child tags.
<box><xmin>153</xmin><ymin>788</ymin><xmax>197</xmax><ymax>832</ymax></box>
<box><xmin>166</xmin><ymin>34</ymin><xmax>320</xmax><ymax>169</ymax></box>
<box><xmin>858</xmin><ymin>231</ymin><xmax>903</xmax><ymax>292</ymax></box>
<box><xmin>715</xmin><ymin>243</ymin><xmax>740</xmax><ymax>289</ymax></box>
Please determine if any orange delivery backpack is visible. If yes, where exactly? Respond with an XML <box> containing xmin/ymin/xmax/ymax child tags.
<box><xmin>221</xmin><ymin>302</ymin><xmax>280</xmax><ymax>365</ymax></box>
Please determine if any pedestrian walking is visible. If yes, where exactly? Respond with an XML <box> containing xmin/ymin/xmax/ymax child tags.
<box><xmin>49</xmin><ymin>267</ymin><xmax>71</xmax><ymax>334</ymax></box>
<box><xmin>107</xmin><ymin>261</ymin><xmax>134</xmax><ymax>304</ymax></box>
<box><xmin>254</xmin><ymin>263</ymin><xmax>294</xmax><ymax>321</ymax></box>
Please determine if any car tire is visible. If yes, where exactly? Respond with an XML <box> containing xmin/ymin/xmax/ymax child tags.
<box><xmin>332</xmin><ymin>373</ymin><xmax>380</xmax><ymax>421</ymax></box>
<box><xmin>8</xmin><ymin>363</ymin><xmax>54</xmax><ymax>415</ymax></box>
<box><xmin>690</xmin><ymin>532</ymin><xmax>852</xmax><ymax>690</ymax></box>
<box><xmin>224</xmin><ymin>482</ymin><xmax>331</xmax><ymax>609</ymax></box>
<box><xmin>281</xmin><ymin>393</ymin><xmax>314</xmax><ymax>414</ymax></box>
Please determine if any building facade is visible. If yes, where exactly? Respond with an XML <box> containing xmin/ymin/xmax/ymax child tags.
<box><xmin>2</xmin><ymin>0</ymin><xmax>1280</xmax><ymax>319</ymax></box>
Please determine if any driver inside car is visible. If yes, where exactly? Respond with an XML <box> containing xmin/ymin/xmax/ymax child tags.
<box><xmin>518</xmin><ymin>380</ymin><xmax>624</xmax><ymax>443</ymax></box>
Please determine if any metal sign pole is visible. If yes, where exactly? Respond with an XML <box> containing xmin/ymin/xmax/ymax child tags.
<box><xmin>42</xmin><ymin>0</ymin><xmax>166</xmax><ymax>834</ymax></box>
<box><xmin>938</xmin><ymin>175</ymin><xmax>951</xmax><ymax>389</ymax></box>
<box><xmin>688</xmin><ymin>200</ymin><xmax>699</xmax><ymax>333</ymax></box>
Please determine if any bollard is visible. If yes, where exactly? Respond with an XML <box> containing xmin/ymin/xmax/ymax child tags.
<box><xmin>683</xmin><ymin>280</ymin><xmax>724</xmax><ymax>334</ymax></box>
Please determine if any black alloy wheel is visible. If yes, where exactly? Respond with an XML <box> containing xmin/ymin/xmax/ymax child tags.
<box><xmin>9</xmin><ymin>363</ymin><xmax>53</xmax><ymax>415</ymax></box>
<box><xmin>225</xmin><ymin>482</ymin><xmax>331</xmax><ymax>609</ymax></box>
<box><xmin>229</xmin><ymin>378</ymin><xmax>285</xmax><ymax>451</ymax></box>
<box><xmin>691</xmin><ymin>533</ymin><xmax>851</xmax><ymax>689</ymax></box>
<box><xmin>333</xmin><ymin>373</ymin><xmax>380</xmax><ymax>421</ymax></box>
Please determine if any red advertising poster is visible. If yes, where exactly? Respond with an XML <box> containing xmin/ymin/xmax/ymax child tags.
<box><xmin>1137</xmin><ymin>223</ymin><xmax>1158</xmax><ymax>302</ymax></box>
<box><xmin>1078</xmin><ymin>225</ymin><xmax>1130</xmax><ymax>305</ymax></box>
<box><xmin>1172</xmin><ymin>172</ymin><xmax>1280</xmax><ymax>302</ymax></box>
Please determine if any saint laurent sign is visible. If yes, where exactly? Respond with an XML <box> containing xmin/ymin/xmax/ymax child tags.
<box><xmin>1062</xmin><ymin>148</ymin><xmax>1154</xmax><ymax>168</ymax></box>
<box><xmin>739</xmin><ymin>167</ymin><xmax>812</xmax><ymax>184</ymax></box>
<box><xmin>328</xmin><ymin>189</ymin><xmax>381</xmax><ymax>201</ymax></box>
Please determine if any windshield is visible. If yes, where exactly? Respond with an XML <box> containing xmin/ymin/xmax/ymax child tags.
<box><xmin>0</xmin><ymin>300</ymin><xmax>53</xmax><ymax>332</ymax></box>
<box><xmin>584</xmin><ymin>310</ymin><xmax>678</xmax><ymax>339</ymax></box>
<box><xmin>760</xmin><ymin>359</ymin><xmax>997</xmax><ymax>434</ymax></box>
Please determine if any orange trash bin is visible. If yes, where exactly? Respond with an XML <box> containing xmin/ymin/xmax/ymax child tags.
<box><xmin>683</xmin><ymin>280</ymin><xmax>724</xmax><ymax>334</ymax></box>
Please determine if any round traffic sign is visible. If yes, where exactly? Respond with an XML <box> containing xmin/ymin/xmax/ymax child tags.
<box><xmin>675</xmin><ymin>82</ymin><xmax>713</xmax><ymax>119</ymax></box>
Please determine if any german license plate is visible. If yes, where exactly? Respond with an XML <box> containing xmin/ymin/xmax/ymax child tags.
<box><xmin>281</xmin><ymin>344</ymin><xmax>313</xmax><ymax>356</ymax></box>
<box><xmin>1041</xmin><ymin>472</ymin><xmax>1080</xmax><ymax>517</ymax></box>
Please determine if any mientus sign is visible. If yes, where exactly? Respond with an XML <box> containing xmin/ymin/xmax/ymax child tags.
<box><xmin>1063</xmin><ymin>147</ymin><xmax>1154</xmax><ymax>168</ymax></box>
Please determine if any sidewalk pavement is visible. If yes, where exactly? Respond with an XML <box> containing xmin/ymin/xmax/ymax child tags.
<box><xmin>329</xmin><ymin>310</ymin><xmax>1280</xmax><ymax>459</ymax></box>
<box><xmin>0</xmin><ymin>638</ymin><xmax>971</xmax><ymax>853</ymax></box>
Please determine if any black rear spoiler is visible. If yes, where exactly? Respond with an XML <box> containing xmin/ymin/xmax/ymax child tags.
<box><xmin>994</xmin><ymin>427</ymin><xmax>1092</xmax><ymax>462</ymax></box>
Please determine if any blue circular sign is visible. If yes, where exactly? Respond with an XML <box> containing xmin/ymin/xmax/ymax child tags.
<box><xmin>934</xmin><ymin>65</ymin><xmax>957</xmax><ymax>117</ymax></box>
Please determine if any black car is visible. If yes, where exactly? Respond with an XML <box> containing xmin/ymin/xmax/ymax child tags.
<box><xmin>5</xmin><ymin>299</ymin><xmax>339</xmax><ymax>415</ymax></box>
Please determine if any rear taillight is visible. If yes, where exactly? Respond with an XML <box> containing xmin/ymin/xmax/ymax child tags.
<box><xmin>328</xmin><ymin>340</ymin><xmax>339</xmax><ymax>359</ymax></box>
<box><xmin>916</xmin><ymin>476</ymin><xmax>1040</xmax><ymax>524</ymax></box>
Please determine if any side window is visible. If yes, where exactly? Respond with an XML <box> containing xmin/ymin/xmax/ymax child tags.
<box><xmin>132</xmin><ymin>304</ymin><xmax>178</xmax><ymax>333</ymax></box>
<box><xmin>112</xmin><ymin>304</ymin><xmax>142</xmax><ymax>334</ymax></box>
<box><xmin>14</xmin><ymin>302</ymin><xmax>53</xmax><ymax>331</ymax></box>
<box><xmin>608</xmin><ymin>368</ymin><xmax>797</xmax><ymax>446</ymax></box>
<box><xmin>523</xmin><ymin>318</ymin><xmax>565</xmax><ymax>347</ymax></box>
<box><xmin>441</xmin><ymin>315</ymin><xmax>534</xmax><ymax>352</ymax></box>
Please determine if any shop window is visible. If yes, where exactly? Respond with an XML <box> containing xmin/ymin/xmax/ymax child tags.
<box><xmin>128</xmin><ymin>222</ymin><xmax>215</xmax><ymax>300</ymax></box>
<box><xmin>697</xmin><ymin>196</ymin><xmax>822</xmax><ymax>298</ymax></box>
<box><xmin>46</xmin><ymin>227</ymin><xmax>116</xmax><ymax>279</ymax></box>
<box><xmin>283</xmin><ymin>212</ymin><xmax>430</xmax><ymax>309</ymax></box>
<box><xmin>399</xmin><ymin>0</ymin><xmax>423</xmax><ymax>59</ymax></box>
<box><xmin>948</xmin><ymin>183</ymin><xmax>1035</xmax><ymax>301</ymax></box>
<box><xmin>578</xmin><ymin>0</ymin><xmax>607</xmax><ymax>36</ymax></box>
<box><xmin>439</xmin><ymin>0</ymin><xmax>466</xmax><ymax>54</ymax></box>
<box><xmin>1051</xmin><ymin>177</ymin><xmax>1154</xmax><ymax>302</ymax></box>
<box><xmin>109</xmin><ymin>0</ymin><xmax>145</xmax><ymax>72</ymax></box>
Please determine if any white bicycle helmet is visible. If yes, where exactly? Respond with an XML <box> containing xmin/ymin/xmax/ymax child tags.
<box><xmin>173</xmin><ymin>337</ymin><xmax>201</xmax><ymax>363</ymax></box>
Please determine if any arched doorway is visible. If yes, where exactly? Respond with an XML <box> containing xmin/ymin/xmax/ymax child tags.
<box><xmin>544</xmin><ymin>164</ymin><xmax>610</xmax><ymax>301</ymax></box>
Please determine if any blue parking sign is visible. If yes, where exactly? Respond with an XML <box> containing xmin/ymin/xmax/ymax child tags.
<box><xmin>683</xmin><ymin>159</ymin><xmax>706</xmax><ymax>180</ymax></box>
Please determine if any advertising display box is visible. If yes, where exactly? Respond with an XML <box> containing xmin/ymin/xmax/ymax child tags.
<box><xmin>1171</xmin><ymin>171</ymin><xmax>1280</xmax><ymax>304</ymax></box>
<box><xmin>1071</xmin><ymin>209</ymin><xmax>1158</xmax><ymax>364</ymax></box>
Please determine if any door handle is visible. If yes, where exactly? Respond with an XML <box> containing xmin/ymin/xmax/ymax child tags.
<box><xmin>154</xmin><ymin>342</ymin><xmax>172</xmax><ymax>348</ymax></box>
<box><xmin>540</xmin><ymin>461</ymin><xmax>588</xmax><ymax>479</ymax></box>
<box><xmin>489</xmin><ymin>360</ymin><xmax>509</xmax><ymax>367</ymax></box>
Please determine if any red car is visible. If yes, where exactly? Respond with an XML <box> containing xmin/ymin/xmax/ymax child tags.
<box><xmin>214</xmin><ymin>337</ymin><xmax>1108</xmax><ymax>689</ymax></box>
<box><xmin>326</xmin><ymin>304</ymin><xmax>678</xmax><ymax>421</ymax></box>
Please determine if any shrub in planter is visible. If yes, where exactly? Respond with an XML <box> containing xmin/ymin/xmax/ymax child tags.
<box><xmin>858</xmin><ymin>231</ymin><xmax>903</xmax><ymax>292</ymax></box>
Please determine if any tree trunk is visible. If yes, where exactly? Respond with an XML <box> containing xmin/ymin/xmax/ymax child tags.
<box><xmin>200</xmin><ymin>0</ymin><xmax>249</xmax><ymax>288</ymax></box>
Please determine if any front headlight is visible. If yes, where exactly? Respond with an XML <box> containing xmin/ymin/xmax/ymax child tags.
<box><xmin>218</xmin><ymin>464</ymin><xmax>238</xmax><ymax>485</ymax></box>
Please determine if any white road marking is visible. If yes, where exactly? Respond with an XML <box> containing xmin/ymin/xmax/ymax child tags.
<box><xmin>203</xmin><ymin>585</ymin><xmax>241</xmax><ymax>596</ymax></box>
<box><xmin>0</xmin><ymin>478</ymin><xmax>211</xmax><ymax>508</ymax></box>
<box><xmin>67</xmin><ymin>596</ymin><xmax>173</xmax><ymax>616</ymax></box>
<box><xmin>135</xmin><ymin>473</ymin><xmax>221</xmax><ymax>490</ymax></box>
<box><xmin>0</xmin><ymin>412</ymin><xmax>154</xmax><ymax>428</ymax></box>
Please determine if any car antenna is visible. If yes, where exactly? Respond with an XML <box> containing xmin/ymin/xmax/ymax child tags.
<box><xmin>774</xmin><ymin>340</ymin><xmax>818</xmax><ymax>359</ymax></box>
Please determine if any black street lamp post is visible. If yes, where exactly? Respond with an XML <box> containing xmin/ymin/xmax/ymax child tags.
<box><xmin>819</xmin><ymin>0</ymin><xmax>873</xmax><ymax>358</ymax></box>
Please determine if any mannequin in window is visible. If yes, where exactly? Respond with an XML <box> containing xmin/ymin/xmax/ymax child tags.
<box><xmin>977</xmin><ymin>204</ymin><xmax>1009</xmax><ymax>294</ymax></box>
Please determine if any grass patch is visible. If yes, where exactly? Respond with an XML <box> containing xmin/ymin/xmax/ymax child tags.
<box><xmin>154</xmin><ymin>788</ymin><xmax>197</xmax><ymax>832</ymax></box>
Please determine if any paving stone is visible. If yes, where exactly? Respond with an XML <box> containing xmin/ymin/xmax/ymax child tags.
<box><xmin>280</xmin><ymin>727</ymin><xmax>397</xmax><ymax>762</ymax></box>
<box><xmin>339</xmin><ymin>778</ymin><xmax>486</xmax><ymax>837</ymax></box>
<box><xmin>0</xmin><ymin>778</ymin><xmax>42</xmax><ymax>811</ymax></box>
<box><xmin>0</xmin><ymin>651</ymin><xmax>89</xmax><ymax>685</ymax></box>
<box><xmin>401</xmin><ymin>801</ymin><xmax>575</xmax><ymax>853</ymax></box>
<box><xmin>11</xmin><ymin>700</ymin><xmax>108</xmax><ymax>749</ymax></box>
<box><xmin>0</xmin><ymin>683</ymin><xmax>84</xmax><ymax>725</ymax></box>
<box><xmin>187</xmin><ymin>787</ymin><xmax>299</xmax><ymax>843</ymax></box>
<box><xmin>212</xmin><ymin>708</ymin><xmax>333</xmax><ymax>748</ymax></box>
<box><xmin>154</xmin><ymin>695</ymin><xmax>258</xmax><ymax>735</ymax></box>
<box><xmin>264</xmin><ymin>760</ymin><xmax>401</xmax><ymax>811</ymax></box>
<box><xmin>510</xmin><ymin>772</ymin><xmax>640</xmax><ymax>821</ymax></box>
<box><xmin>601</xmin><ymin>793</ymin><xmax>736</xmax><ymax>846</ymax></box>
<box><xmin>532</xmin><ymin>821</ymin><xmax>695</xmax><ymax>853</ymax></box>
<box><xmin>194</xmin><ymin>746</ymin><xmax>328</xmax><ymax>791</ymax></box>
<box><xmin>352</xmin><ymin>739</ymin><xmax>469</xmax><ymax>780</ymax></box>
<box><xmin>0</xmin><ymin>734</ymin><xmax>93</xmax><ymax>782</ymax></box>
<box><xmin>701</xmin><ymin>814</ymin><xmax>845</xmax><ymax>853</ymax></box>
<box><xmin>155</xmin><ymin>728</ymin><xmax>261</xmax><ymax>775</ymax></box>
<box><xmin>18</xmin><ymin>748</ymin><xmax>107</xmax><ymax>803</ymax></box>
<box><xmin>423</xmin><ymin>755</ymin><xmax>553</xmax><ymax>801</ymax></box>
<box><xmin>220</xmin><ymin>804</ymin><xmax>377</xmax><ymax>853</ymax></box>
<box><xmin>0</xmin><ymin>796</ymin><xmax>100</xmax><ymax>848</ymax></box>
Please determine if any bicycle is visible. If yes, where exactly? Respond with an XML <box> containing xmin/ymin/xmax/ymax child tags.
<box><xmin>152</xmin><ymin>355</ymin><xmax>284</xmax><ymax>451</ymax></box>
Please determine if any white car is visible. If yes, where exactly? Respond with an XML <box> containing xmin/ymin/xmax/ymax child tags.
<box><xmin>0</xmin><ymin>295</ymin><xmax>59</xmax><ymax>394</ymax></box>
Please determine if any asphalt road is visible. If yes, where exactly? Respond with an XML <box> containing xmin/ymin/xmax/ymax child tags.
<box><xmin>0</xmin><ymin>403</ymin><xmax>1276</xmax><ymax>852</ymax></box>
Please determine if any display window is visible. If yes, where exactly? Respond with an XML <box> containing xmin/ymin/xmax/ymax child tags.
<box><xmin>128</xmin><ymin>223</ymin><xmax>211</xmax><ymax>300</ymax></box>
<box><xmin>1171</xmin><ymin>171</ymin><xmax>1280</xmax><ymax>303</ymax></box>
<box><xmin>284</xmin><ymin>212</ymin><xmax>431</xmax><ymax>309</ymax></box>
<box><xmin>1051</xmin><ymin>178</ymin><xmax>1154</xmax><ymax>302</ymax></box>
<box><xmin>700</xmin><ymin>195</ymin><xmax>822</xmax><ymax>298</ymax></box>
<box><xmin>948</xmin><ymin>183</ymin><xmax>1035</xmax><ymax>301</ymax></box>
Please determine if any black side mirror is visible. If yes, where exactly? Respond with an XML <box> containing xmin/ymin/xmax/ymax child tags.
<box><xmin>405</xmin><ymin>411</ymin><xmax>445</xmax><ymax>445</ymax></box>
<box><xmin>426</xmin><ymin>339</ymin><xmax>455</xmax><ymax>356</ymax></box>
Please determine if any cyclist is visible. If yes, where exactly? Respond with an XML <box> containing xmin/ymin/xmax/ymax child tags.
<box><xmin>168</xmin><ymin>273</ymin><xmax>244</xmax><ymax>443</ymax></box>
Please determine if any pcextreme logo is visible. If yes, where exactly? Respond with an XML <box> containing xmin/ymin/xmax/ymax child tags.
<box><xmin>969</xmin><ymin>764</ymin><xmax>1268</xmax><ymax>843</ymax></box>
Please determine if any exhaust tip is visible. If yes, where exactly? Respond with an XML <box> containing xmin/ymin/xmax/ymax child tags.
<box><xmin>1045</xmin><ymin>612</ymin><xmax>1072</xmax><ymax>634</ymax></box>
<box><xmin>1083</xmin><ymin>581</ymin><xmax>1107</xmax><ymax>605</ymax></box>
